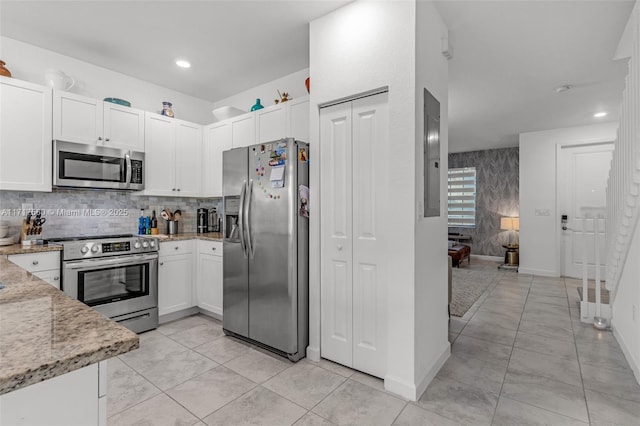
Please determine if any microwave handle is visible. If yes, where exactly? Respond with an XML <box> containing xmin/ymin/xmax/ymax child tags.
<box><xmin>125</xmin><ymin>152</ymin><xmax>132</xmax><ymax>187</ymax></box>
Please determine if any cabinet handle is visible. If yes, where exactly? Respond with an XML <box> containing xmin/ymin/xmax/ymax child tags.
<box><xmin>174</xmin><ymin>246</ymin><xmax>179</xmax><ymax>250</ymax></box>
<box><xmin>172</xmin><ymin>188</ymin><xmax>176</xmax><ymax>191</ymax></box>
<box><xmin>105</xmin><ymin>138</ymin><xmax>110</xmax><ymax>142</ymax></box>
<box><xmin>337</xmin><ymin>244</ymin><xmax>343</xmax><ymax>251</ymax></box>
<box><xmin>212</xmin><ymin>247</ymin><xmax>216</xmax><ymax>251</ymax></box>
<box><xmin>177</xmin><ymin>188</ymin><xmax>181</xmax><ymax>192</ymax></box>
<box><xmin>160</xmin><ymin>262</ymin><xmax>164</xmax><ymax>266</ymax></box>
<box><xmin>98</xmin><ymin>137</ymin><xmax>103</xmax><ymax>141</ymax></box>
<box><xmin>32</xmin><ymin>260</ymin><xmax>39</xmax><ymax>265</ymax></box>
<box><xmin>53</xmin><ymin>276</ymin><xmax>60</xmax><ymax>281</ymax></box>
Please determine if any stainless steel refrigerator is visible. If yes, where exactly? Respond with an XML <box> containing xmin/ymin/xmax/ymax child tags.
<box><xmin>222</xmin><ymin>138</ymin><xmax>309</xmax><ymax>361</ymax></box>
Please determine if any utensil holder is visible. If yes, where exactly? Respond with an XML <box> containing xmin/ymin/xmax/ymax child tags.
<box><xmin>168</xmin><ymin>220</ymin><xmax>178</xmax><ymax>235</ymax></box>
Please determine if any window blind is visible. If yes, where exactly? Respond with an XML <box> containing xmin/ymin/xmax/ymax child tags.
<box><xmin>448</xmin><ymin>167</ymin><xmax>476</xmax><ymax>227</ymax></box>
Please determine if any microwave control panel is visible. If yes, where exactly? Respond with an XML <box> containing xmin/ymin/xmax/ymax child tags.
<box><xmin>131</xmin><ymin>160</ymin><xmax>143</xmax><ymax>184</ymax></box>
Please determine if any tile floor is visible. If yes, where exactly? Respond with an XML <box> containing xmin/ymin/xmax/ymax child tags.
<box><xmin>107</xmin><ymin>259</ymin><xmax>640</xmax><ymax>425</ymax></box>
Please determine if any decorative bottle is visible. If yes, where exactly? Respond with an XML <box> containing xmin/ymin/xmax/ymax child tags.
<box><xmin>250</xmin><ymin>99</ymin><xmax>264</xmax><ymax>111</ymax></box>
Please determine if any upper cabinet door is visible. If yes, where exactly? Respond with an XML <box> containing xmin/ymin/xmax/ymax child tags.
<box><xmin>175</xmin><ymin>121</ymin><xmax>202</xmax><ymax>197</ymax></box>
<box><xmin>53</xmin><ymin>91</ymin><xmax>103</xmax><ymax>145</ymax></box>
<box><xmin>103</xmin><ymin>102</ymin><xmax>145</xmax><ymax>152</ymax></box>
<box><xmin>203</xmin><ymin>122</ymin><xmax>232</xmax><ymax>197</ymax></box>
<box><xmin>287</xmin><ymin>97</ymin><xmax>310</xmax><ymax>142</ymax></box>
<box><xmin>256</xmin><ymin>104</ymin><xmax>285</xmax><ymax>143</ymax></box>
<box><xmin>230</xmin><ymin>114</ymin><xmax>255</xmax><ymax>148</ymax></box>
<box><xmin>0</xmin><ymin>77</ymin><xmax>53</xmax><ymax>192</ymax></box>
<box><xmin>144</xmin><ymin>113</ymin><xmax>176</xmax><ymax>196</ymax></box>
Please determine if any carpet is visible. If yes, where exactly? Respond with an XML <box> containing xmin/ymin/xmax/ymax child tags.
<box><xmin>450</xmin><ymin>267</ymin><xmax>500</xmax><ymax>317</ymax></box>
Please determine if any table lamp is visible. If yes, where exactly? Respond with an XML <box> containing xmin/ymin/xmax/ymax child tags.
<box><xmin>500</xmin><ymin>216</ymin><xmax>519</xmax><ymax>247</ymax></box>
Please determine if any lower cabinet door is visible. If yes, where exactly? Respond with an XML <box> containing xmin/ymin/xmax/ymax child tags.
<box><xmin>158</xmin><ymin>253</ymin><xmax>193</xmax><ymax>316</ymax></box>
<box><xmin>197</xmin><ymin>252</ymin><xmax>223</xmax><ymax>316</ymax></box>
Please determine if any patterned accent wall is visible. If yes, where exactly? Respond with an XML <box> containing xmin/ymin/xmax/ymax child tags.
<box><xmin>448</xmin><ymin>147</ymin><xmax>519</xmax><ymax>257</ymax></box>
<box><xmin>0</xmin><ymin>189</ymin><xmax>221</xmax><ymax>240</ymax></box>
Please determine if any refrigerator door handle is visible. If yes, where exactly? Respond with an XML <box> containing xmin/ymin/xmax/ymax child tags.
<box><xmin>245</xmin><ymin>179</ymin><xmax>254</xmax><ymax>258</ymax></box>
<box><xmin>239</xmin><ymin>180</ymin><xmax>248</xmax><ymax>258</ymax></box>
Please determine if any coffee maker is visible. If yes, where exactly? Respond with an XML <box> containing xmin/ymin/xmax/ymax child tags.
<box><xmin>197</xmin><ymin>208</ymin><xmax>208</xmax><ymax>234</ymax></box>
<box><xmin>209</xmin><ymin>207</ymin><xmax>221</xmax><ymax>232</ymax></box>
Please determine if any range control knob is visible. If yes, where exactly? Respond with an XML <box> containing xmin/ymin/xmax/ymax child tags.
<box><xmin>149</xmin><ymin>240</ymin><xmax>156</xmax><ymax>248</ymax></box>
<box><xmin>81</xmin><ymin>245</ymin><xmax>89</xmax><ymax>254</ymax></box>
<box><xmin>91</xmin><ymin>245</ymin><xmax>99</xmax><ymax>253</ymax></box>
<box><xmin>133</xmin><ymin>241</ymin><xmax>141</xmax><ymax>249</ymax></box>
<box><xmin>142</xmin><ymin>241</ymin><xmax>149</xmax><ymax>248</ymax></box>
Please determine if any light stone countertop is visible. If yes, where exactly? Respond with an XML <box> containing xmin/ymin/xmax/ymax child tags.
<box><xmin>0</xmin><ymin>257</ymin><xmax>139</xmax><ymax>395</ymax></box>
<box><xmin>0</xmin><ymin>243</ymin><xmax>63</xmax><ymax>256</ymax></box>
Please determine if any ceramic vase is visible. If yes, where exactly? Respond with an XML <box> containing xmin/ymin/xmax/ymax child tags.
<box><xmin>0</xmin><ymin>61</ymin><xmax>12</xmax><ymax>78</ymax></box>
<box><xmin>250</xmin><ymin>99</ymin><xmax>264</xmax><ymax>111</ymax></box>
<box><xmin>305</xmin><ymin>77</ymin><xmax>310</xmax><ymax>94</ymax></box>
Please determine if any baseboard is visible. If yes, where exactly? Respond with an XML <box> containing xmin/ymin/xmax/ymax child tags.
<box><xmin>306</xmin><ymin>345</ymin><xmax>320</xmax><ymax>362</ymax></box>
<box><xmin>198</xmin><ymin>308</ymin><xmax>222</xmax><ymax>321</ymax></box>
<box><xmin>471</xmin><ymin>254</ymin><xmax>502</xmax><ymax>261</ymax></box>
<box><xmin>158</xmin><ymin>307</ymin><xmax>200</xmax><ymax>324</ymax></box>
<box><xmin>384</xmin><ymin>343</ymin><xmax>451</xmax><ymax>401</ymax></box>
<box><xmin>415</xmin><ymin>343</ymin><xmax>451</xmax><ymax>399</ymax></box>
<box><xmin>613</xmin><ymin>325</ymin><xmax>640</xmax><ymax>385</ymax></box>
<box><xmin>517</xmin><ymin>267</ymin><xmax>560</xmax><ymax>277</ymax></box>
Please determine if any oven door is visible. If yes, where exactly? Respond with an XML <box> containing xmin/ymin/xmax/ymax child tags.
<box><xmin>62</xmin><ymin>253</ymin><xmax>158</xmax><ymax>319</ymax></box>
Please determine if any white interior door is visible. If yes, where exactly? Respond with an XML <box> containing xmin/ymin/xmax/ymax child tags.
<box><xmin>320</xmin><ymin>92</ymin><xmax>388</xmax><ymax>379</ymax></box>
<box><xmin>351</xmin><ymin>94</ymin><xmax>388</xmax><ymax>378</ymax></box>
<box><xmin>560</xmin><ymin>143</ymin><xmax>613</xmax><ymax>279</ymax></box>
<box><xmin>320</xmin><ymin>101</ymin><xmax>353</xmax><ymax>367</ymax></box>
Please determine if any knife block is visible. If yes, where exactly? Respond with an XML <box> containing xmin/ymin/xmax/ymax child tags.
<box><xmin>20</xmin><ymin>219</ymin><xmax>43</xmax><ymax>244</ymax></box>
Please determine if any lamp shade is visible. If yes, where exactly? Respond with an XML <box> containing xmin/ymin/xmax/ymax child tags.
<box><xmin>500</xmin><ymin>217</ymin><xmax>519</xmax><ymax>231</ymax></box>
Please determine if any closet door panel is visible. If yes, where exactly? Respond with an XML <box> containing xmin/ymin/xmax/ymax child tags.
<box><xmin>320</xmin><ymin>102</ymin><xmax>353</xmax><ymax>367</ymax></box>
<box><xmin>352</xmin><ymin>93</ymin><xmax>388</xmax><ymax>378</ymax></box>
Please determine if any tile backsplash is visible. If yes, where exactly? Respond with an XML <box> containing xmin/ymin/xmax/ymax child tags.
<box><xmin>0</xmin><ymin>189</ymin><xmax>221</xmax><ymax>240</ymax></box>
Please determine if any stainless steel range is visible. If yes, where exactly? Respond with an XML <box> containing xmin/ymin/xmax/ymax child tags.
<box><xmin>51</xmin><ymin>234</ymin><xmax>159</xmax><ymax>333</ymax></box>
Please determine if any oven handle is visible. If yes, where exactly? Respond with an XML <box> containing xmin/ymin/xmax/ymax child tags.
<box><xmin>64</xmin><ymin>253</ymin><xmax>158</xmax><ymax>270</ymax></box>
<box><xmin>125</xmin><ymin>151</ymin><xmax>132</xmax><ymax>188</ymax></box>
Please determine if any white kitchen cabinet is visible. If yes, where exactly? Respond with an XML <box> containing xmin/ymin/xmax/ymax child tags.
<box><xmin>196</xmin><ymin>240</ymin><xmax>223</xmax><ymax>317</ymax></box>
<box><xmin>158</xmin><ymin>240</ymin><xmax>194</xmax><ymax>316</ymax></box>
<box><xmin>0</xmin><ymin>361</ymin><xmax>104</xmax><ymax>426</ymax></box>
<box><xmin>53</xmin><ymin>91</ymin><xmax>145</xmax><ymax>151</ymax></box>
<box><xmin>287</xmin><ymin>97</ymin><xmax>310</xmax><ymax>142</ymax></box>
<box><xmin>144</xmin><ymin>112</ymin><xmax>202</xmax><ymax>197</ymax></box>
<box><xmin>320</xmin><ymin>92</ymin><xmax>388</xmax><ymax>379</ymax></box>
<box><xmin>203</xmin><ymin>121</ymin><xmax>232</xmax><ymax>197</ymax></box>
<box><xmin>8</xmin><ymin>251</ymin><xmax>61</xmax><ymax>289</ymax></box>
<box><xmin>256</xmin><ymin>97</ymin><xmax>310</xmax><ymax>143</ymax></box>
<box><xmin>230</xmin><ymin>113</ymin><xmax>255</xmax><ymax>148</ymax></box>
<box><xmin>0</xmin><ymin>77</ymin><xmax>52</xmax><ymax>192</ymax></box>
<box><xmin>256</xmin><ymin>104</ymin><xmax>286</xmax><ymax>143</ymax></box>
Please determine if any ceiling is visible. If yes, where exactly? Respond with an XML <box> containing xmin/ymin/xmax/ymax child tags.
<box><xmin>1</xmin><ymin>0</ymin><xmax>636</xmax><ymax>153</ymax></box>
<box><xmin>434</xmin><ymin>0</ymin><xmax>635</xmax><ymax>152</ymax></box>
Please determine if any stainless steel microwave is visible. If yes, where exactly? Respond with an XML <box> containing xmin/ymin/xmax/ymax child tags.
<box><xmin>53</xmin><ymin>140</ymin><xmax>144</xmax><ymax>190</ymax></box>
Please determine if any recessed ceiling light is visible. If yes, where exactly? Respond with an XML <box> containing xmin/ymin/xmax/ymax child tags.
<box><xmin>593</xmin><ymin>111</ymin><xmax>608</xmax><ymax>118</ymax></box>
<box><xmin>176</xmin><ymin>60</ymin><xmax>191</xmax><ymax>69</ymax></box>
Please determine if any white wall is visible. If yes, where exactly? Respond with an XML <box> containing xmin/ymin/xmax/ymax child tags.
<box><xmin>0</xmin><ymin>37</ymin><xmax>213</xmax><ymax>124</ymax></box>
<box><xmin>310</xmin><ymin>0</ymin><xmax>448</xmax><ymax>400</ymax></box>
<box><xmin>212</xmin><ymin>68</ymin><xmax>309</xmax><ymax>113</ymax></box>
<box><xmin>613</xmin><ymin>220</ymin><xmax>640</xmax><ymax>384</ymax></box>
<box><xmin>519</xmin><ymin>122</ymin><xmax>618</xmax><ymax>276</ymax></box>
<box><xmin>413</xmin><ymin>0</ymin><xmax>450</xmax><ymax>396</ymax></box>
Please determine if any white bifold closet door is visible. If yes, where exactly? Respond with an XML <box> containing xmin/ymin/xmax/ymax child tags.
<box><xmin>320</xmin><ymin>92</ymin><xmax>388</xmax><ymax>379</ymax></box>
